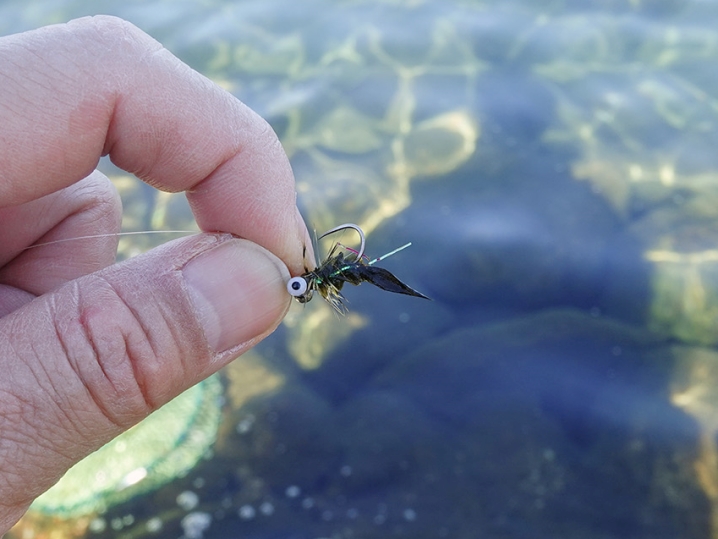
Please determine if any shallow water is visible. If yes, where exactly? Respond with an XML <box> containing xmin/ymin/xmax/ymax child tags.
<box><xmin>7</xmin><ymin>0</ymin><xmax>718</xmax><ymax>537</ymax></box>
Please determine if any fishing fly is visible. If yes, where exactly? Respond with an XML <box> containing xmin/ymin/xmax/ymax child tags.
<box><xmin>22</xmin><ymin>224</ymin><xmax>429</xmax><ymax>313</ymax></box>
<box><xmin>286</xmin><ymin>223</ymin><xmax>429</xmax><ymax>313</ymax></box>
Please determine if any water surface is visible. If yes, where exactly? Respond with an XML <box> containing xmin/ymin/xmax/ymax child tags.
<box><xmin>6</xmin><ymin>0</ymin><xmax>718</xmax><ymax>538</ymax></box>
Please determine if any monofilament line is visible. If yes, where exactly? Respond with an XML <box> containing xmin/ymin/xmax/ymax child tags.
<box><xmin>25</xmin><ymin>230</ymin><xmax>197</xmax><ymax>250</ymax></box>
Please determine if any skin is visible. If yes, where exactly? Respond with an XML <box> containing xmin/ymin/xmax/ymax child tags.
<box><xmin>0</xmin><ymin>15</ymin><xmax>314</xmax><ymax>532</ymax></box>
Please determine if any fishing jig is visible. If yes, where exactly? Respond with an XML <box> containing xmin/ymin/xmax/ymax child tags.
<box><xmin>286</xmin><ymin>223</ymin><xmax>429</xmax><ymax>312</ymax></box>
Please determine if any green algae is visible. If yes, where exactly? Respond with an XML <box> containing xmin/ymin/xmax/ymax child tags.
<box><xmin>29</xmin><ymin>376</ymin><xmax>223</xmax><ymax>518</ymax></box>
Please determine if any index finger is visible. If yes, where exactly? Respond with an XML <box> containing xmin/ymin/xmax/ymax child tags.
<box><xmin>0</xmin><ymin>16</ymin><xmax>313</xmax><ymax>275</ymax></box>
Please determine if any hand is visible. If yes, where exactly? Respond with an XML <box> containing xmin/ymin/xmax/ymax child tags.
<box><xmin>0</xmin><ymin>16</ymin><xmax>312</xmax><ymax>531</ymax></box>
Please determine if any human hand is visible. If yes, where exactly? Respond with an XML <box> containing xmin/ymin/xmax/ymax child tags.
<box><xmin>0</xmin><ymin>15</ymin><xmax>312</xmax><ymax>532</ymax></box>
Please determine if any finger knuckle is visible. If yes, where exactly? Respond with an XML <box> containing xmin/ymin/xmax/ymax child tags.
<box><xmin>72</xmin><ymin>172</ymin><xmax>123</xmax><ymax>231</ymax></box>
<box><xmin>73</xmin><ymin>15</ymin><xmax>157</xmax><ymax>53</ymax></box>
<box><xmin>55</xmin><ymin>277</ymin><xmax>160</xmax><ymax>428</ymax></box>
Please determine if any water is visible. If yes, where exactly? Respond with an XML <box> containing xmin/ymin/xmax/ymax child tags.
<box><xmin>6</xmin><ymin>0</ymin><xmax>718</xmax><ymax>537</ymax></box>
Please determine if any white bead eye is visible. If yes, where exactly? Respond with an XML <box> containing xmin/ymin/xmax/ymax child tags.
<box><xmin>287</xmin><ymin>276</ymin><xmax>308</xmax><ymax>297</ymax></box>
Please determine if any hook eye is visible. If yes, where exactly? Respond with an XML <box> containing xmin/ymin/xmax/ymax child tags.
<box><xmin>287</xmin><ymin>276</ymin><xmax>309</xmax><ymax>297</ymax></box>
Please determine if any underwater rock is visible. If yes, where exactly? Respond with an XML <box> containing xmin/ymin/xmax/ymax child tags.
<box><xmin>474</xmin><ymin>70</ymin><xmax>556</xmax><ymax>144</ymax></box>
<box><xmin>333</xmin><ymin>390</ymin><xmax>440</xmax><ymax>492</ymax></box>
<box><xmin>296</xmin><ymin>280</ymin><xmax>451</xmax><ymax>401</ymax></box>
<box><xmin>393</xmin><ymin>156</ymin><xmax>624</xmax><ymax>315</ymax></box>
<box><xmin>370</xmin><ymin>309</ymin><xmax>707</xmax><ymax>536</ymax></box>
<box><xmin>224</xmin><ymin>381</ymin><xmax>340</xmax><ymax>489</ymax></box>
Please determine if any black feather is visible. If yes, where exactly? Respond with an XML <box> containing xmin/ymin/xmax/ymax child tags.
<box><xmin>353</xmin><ymin>265</ymin><xmax>430</xmax><ymax>299</ymax></box>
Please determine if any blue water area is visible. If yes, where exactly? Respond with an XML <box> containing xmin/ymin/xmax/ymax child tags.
<box><xmin>7</xmin><ymin>0</ymin><xmax>718</xmax><ymax>538</ymax></box>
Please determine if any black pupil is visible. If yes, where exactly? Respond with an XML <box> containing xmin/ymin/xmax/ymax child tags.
<box><xmin>291</xmin><ymin>281</ymin><xmax>302</xmax><ymax>291</ymax></box>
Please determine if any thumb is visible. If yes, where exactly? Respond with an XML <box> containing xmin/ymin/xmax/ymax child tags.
<box><xmin>0</xmin><ymin>233</ymin><xmax>290</xmax><ymax>530</ymax></box>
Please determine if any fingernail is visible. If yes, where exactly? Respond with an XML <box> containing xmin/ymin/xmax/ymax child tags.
<box><xmin>183</xmin><ymin>239</ymin><xmax>290</xmax><ymax>352</ymax></box>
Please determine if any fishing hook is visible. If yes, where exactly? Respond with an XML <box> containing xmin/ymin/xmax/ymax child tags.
<box><xmin>317</xmin><ymin>223</ymin><xmax>366</xmax><ymax>262</ymax></box>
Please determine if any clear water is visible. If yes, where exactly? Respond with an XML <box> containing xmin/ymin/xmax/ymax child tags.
<box><xmin>7</xmin><ymin>0</ymin><xmax>718</xmax><ymax>537</ymax></box>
